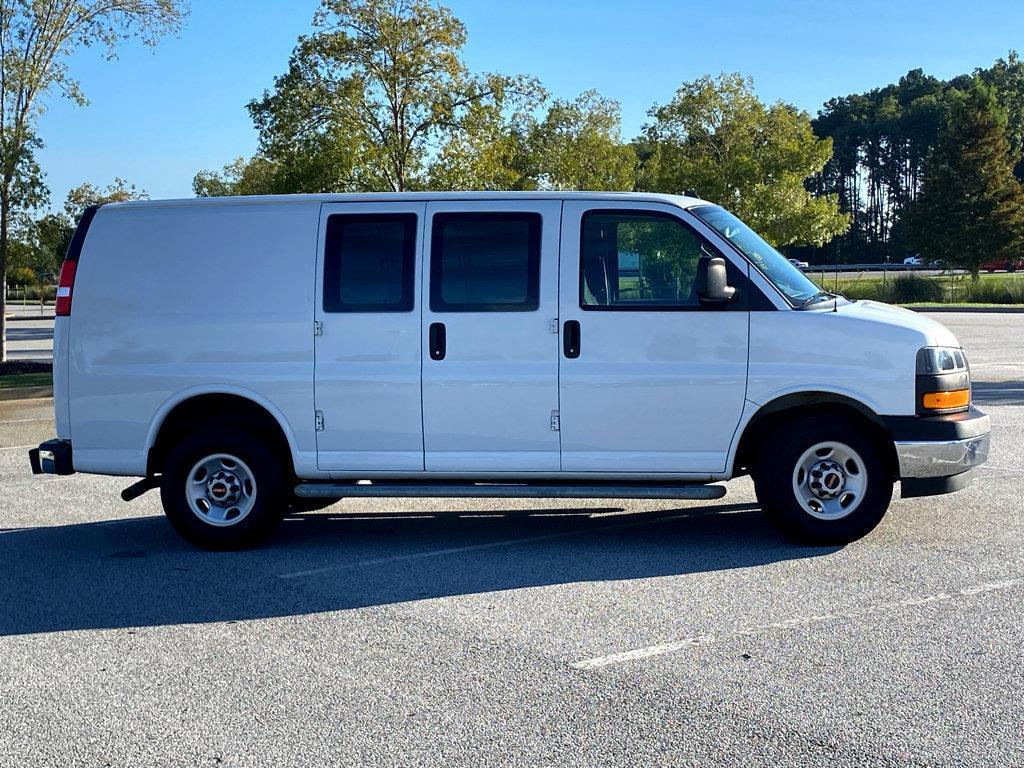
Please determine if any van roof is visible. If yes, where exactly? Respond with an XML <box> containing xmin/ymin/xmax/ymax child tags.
<box><xmin>101</xmin><ymin>190</ymin><xmax>710</xmax><ymax>211</ymax></box>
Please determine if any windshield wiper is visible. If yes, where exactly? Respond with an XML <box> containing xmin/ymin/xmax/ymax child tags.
<box><xmin>795</xmin><ymin>290</ymin><xmax>839</xmax><ymax>308</ymax></box>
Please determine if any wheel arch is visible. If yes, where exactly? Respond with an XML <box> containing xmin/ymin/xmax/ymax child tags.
<box><xmin>145</xmin><ymin>387</ymin><xmax>298</xmax><ymax>478</ymax></box>
<box><xmin>730</xmin><ymin>391</ymin><xmax>898</xmax><ymax>479</ymax></box>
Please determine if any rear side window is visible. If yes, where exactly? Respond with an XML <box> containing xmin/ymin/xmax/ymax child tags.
<box><xmin>430</xmin><ymin>212</ymin><xmax>541</xmax><ymax>312</ymax></box>
<box><xmin>323</xmin><ymin>213</ymin><xmax>417</xmax><ymax>312</ymax></box>
<box><xmin>580</xmin><ymin>210</ymin><xmax>708</xmax><ymax>309</ymax></box>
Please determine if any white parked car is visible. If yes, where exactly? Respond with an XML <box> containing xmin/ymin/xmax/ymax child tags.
<box><xmin>904</xmin><ymin>255</ymin><xmax>924</xmax><ymax>266</ymax></box>
<box><xmin>787</xmin><ymin>258</ymin><xmax>809</xmax><ymax>269</ymax></box>
<box><xmin>31</xmin><ymin>192</ymin><xmax>990</xmax><ymax>549</ymax></box>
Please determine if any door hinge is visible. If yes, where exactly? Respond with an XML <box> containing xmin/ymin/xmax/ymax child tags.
<box><xmin>550</xmin><ymin>317</ymin><xmax>559</xmax><ymax>333</ymax></box>
<box><xmin>550</xmin><ymin>410</ymin><xmax>560</xmax><ymax>431</ymax></box>
<box><xmin>314</xmin><ymin>320</ymin><xmax>323</xmax><ymax>337</ymax></box>
<box><xmin>315</xmin><ymin>410</ymin><xmax>325</xmax><ymax>431</ymax></box>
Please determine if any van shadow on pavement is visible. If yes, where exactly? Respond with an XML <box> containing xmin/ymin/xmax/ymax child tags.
<box><xmin>0</xmin><ymin>503</ymin><xmax>838</xmax><ymax>636</ymax></box>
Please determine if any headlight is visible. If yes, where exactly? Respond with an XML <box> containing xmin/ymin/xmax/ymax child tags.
<box><xmin>916</xmin><ymin>347</ymin><xmax>968</xmax><ymax>374</ymax></box>
<box><xmin>916</xmin><ymin>346</ymin><xmax>971</xmax><ymax>413</ymax></box>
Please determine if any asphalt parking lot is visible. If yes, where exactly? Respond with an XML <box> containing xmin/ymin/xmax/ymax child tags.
<box><xmin>1</xmin><ymin>311</ymin><xmax>1022</xmax><ymax>766</ymax></box>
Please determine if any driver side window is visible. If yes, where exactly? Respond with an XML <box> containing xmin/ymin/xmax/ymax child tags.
<box><xmin>579</xmin><ymin>210</ymin><xmax>707</xmax><ymax>309</ymax></box>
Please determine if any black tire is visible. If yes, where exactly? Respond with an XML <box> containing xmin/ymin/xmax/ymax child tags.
<box><xmin>752</xmin><ymin>415</ymin><xmax>893</xmax><ymax>545</ymax></box>
<box><xmin>289</xmin><ymin>496</ymin><xmax>343</xmax><ymax>513</ymax></box>
<box><xmin>160</xmin><ymin>427</ymin><xmax>288</xmax><ymax>550</ymax></box>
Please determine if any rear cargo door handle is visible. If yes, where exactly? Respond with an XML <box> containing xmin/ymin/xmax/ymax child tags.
<box><xmin>563</xmin><ymin>320</ymin><xmax>580</xmax><ymax>359</ymax></box>
<box><xmin>429</xmin><ymin>322</ymin><xmax>446</xmax><ymax>361</ymax></box>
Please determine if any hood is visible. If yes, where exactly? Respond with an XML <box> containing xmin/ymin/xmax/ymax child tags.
<box><xmin>825</xmin><ymin>300</ymin><xmax>961</xmax><ymax>347</ymax></box>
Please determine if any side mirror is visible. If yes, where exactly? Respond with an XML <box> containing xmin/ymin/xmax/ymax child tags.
<box><xmin>696</xmin><ymin>255</ymin><xmax>736</xmax><ymax>304</ymax></box>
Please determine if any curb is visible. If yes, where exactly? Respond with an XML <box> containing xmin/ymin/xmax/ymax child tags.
<box><xmin>0</xmin><ymin>386</ymin><xmax>53</xmax><ymax>401</ymax></box>
<box><xmin>907</xmin><ymin>305</ymin><xmax>1024</xmax><ymax>314</ymax></box>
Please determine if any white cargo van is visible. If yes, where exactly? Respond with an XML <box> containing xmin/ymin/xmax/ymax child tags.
<box><xmin>30</xmin><ymin>192</ymin><xmax>990</xmax><ymax>549</ymax></box>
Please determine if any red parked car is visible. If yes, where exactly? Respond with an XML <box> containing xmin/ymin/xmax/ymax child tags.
<box><xmin>982</xmin><ymin>258</ymin><xmax>1024</xmax><ymax>273</ymax></box>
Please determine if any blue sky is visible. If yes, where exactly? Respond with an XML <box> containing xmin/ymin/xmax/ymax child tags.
<box><xmin>37</xmin><ymin>0</ymin><xmax>1024</xmax><ymax>207</ymax></box>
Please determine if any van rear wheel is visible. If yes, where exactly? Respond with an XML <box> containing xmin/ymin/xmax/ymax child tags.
<box><xmin>160</xmin><ymin>427</ymin><xmax>287</xmax><ymax>550</ymax></box>
<box><xmin>752</xmin><ymin>416</ymin><xmax>893</xmax><ymax>544</ymax></box>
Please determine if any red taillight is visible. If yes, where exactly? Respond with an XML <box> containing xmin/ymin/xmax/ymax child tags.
<box><xmin>55</xmin><ymin>260</ymin><xmax>77</xmax><ymax>316</ymax></box>
<box><xmin>55</xmin><ymin>204</ymin><xmax>99</xmax><ymax>317</ymax></box>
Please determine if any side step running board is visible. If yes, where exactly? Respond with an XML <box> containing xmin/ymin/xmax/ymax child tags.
<box><xmin>294</xmin><ymin>482</ymin><xmax>727</xmax><ymax>501</ymax></box>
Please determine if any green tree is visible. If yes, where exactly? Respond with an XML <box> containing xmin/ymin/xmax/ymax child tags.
<box><xmin>526</xmin><ymin>90</ymin><xmax>638</xmax><ymax>191</ymax></box>
<box><xmin>7</xmin><ymin>211</ymin><xmax>78</xmax><ymax>303</ymax></box>
<box><xmin>5</xmin><ymin>237</ymin><xmax>39</xmax><ymax>284</ymax></box>
<box><xmin>813</xmin><ymin>70</ymin><xmax>957</xmax><ymax>262</ymax></box>
<box><xmin>0</xmin><ymin>0</ymin><xmax>186</xmax><ymax>360</ymax></box>
<box><xmin>812</xmin><ymin>56</ymin><xmax>1024</xmax><ymax>264</ymax></box>
<box><xmin>977</xmin><ymin>51</ymin><xmax>1024</xmax><ymax>180</ymax></box>
<box><xmin>905</xmin><ymin>82</ymin><xmax>1024</xmax><ymax>277</ymax></box>
<box><xmin>426</xmin><ymin>92</ymin><xmax>535</xmax><ymax>191</ymax></box>
<box><xmin>641</xmin><ymin>74</ymin><xmax>848</xmax><ymax>247</ymax></box>
<box><xmin>216</xmin><ymin>0</ymin><xmax>542</xmax><ymax>195</ymax></box>
<box><xmin>21</xmin><ymin>213</ymin><xmax>70</xmax><ymax>281</ymax></box>
<box><xmin>64</xmin><ymin>177</ymin><xmax>148</xmax><ymax>218</ymax></box>
<box><xmin>429</xmin><ymin>89</ymin><xmax>639</xmax><ymax>192</ymax></box>
<box><xmin>193</xmin><ymin>157</ymin><xmax>280</xmax><ymax>197</ymax></box>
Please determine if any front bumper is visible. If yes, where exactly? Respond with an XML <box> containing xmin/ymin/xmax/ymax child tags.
<box><xmin>28</xmin><ymin>439</ymin><xmax>74</xmax><ymax>476</ymax></box>
<box><xmin>895</xmin><ymin>434</ymin><xmax>990</xmax><ymax>478</ymax></box>
<box><xmin>884</xmin><ymin>407</ymin><xmax>990</xmax><ymax>498</ymax></box>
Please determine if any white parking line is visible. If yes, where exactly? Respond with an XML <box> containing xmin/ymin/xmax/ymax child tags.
<box><xmin>0</xmin><ymin>444</ymin><xmax>34</xmax><ymax>451</ymax></box>
<box><xmin>0</xmin><ymin>417</ymin><xmax>51</xmax><ymax>424</ymax></box>
<box><xmin>572</xmin><ymin>577</ymin><xmax>1024</xmax><ymax>670</ymax></box>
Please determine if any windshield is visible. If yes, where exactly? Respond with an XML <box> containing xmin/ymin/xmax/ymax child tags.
<box><xmin>690</xmin><ymin>205</ymin><xmax>824</xmax><ymax>305</ymax></box>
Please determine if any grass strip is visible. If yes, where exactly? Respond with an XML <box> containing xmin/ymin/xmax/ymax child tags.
<box><xmin>0</xmin><ymin>372</ymin><xmax>53</xmax><ymax>390</ymax></box>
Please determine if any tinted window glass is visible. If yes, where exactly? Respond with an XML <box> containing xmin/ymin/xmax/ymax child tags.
<box><xmin>430</xmin><ymin>212</ymin><xmax>541</xmax><ymax>312</ymax></box>
<box><xmin>580</xmin><ymin>211</ymin><xmax>706</xmax><ymax>309</ymax></box>
<box><xmin>324</xmin><ymin>213</ymin><xmax>416</xmax><ymax>312</ymax></box>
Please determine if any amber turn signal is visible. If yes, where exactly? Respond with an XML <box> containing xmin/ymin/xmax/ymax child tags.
<box><xmin>922</xmin><ymin>389</ymin><xmax>970</xmax><ymax>410</ymax></box>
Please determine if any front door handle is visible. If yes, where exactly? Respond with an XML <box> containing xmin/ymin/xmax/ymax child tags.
<box><xmin>563</xmin><ymin>320</ymin><xmax>580</xmax><ymax>359</ymax></box>
<box><xmin>429</xmin><ymin>322</ymin><xmax>446</xmax><ymax>361</ymax></box>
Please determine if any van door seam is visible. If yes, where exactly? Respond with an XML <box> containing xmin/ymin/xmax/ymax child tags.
<box><xmin>555</xmin><ymin>199</ymin><xmax>565</xmax><ymax>471</ymax></box>
<box><xmin>418</xmin><ymin>203</ymin><xmax>428</xmax><ymax>471</ymax></box>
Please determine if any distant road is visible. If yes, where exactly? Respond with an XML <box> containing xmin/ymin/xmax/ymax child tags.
<box><xmin>806</xmin><ymin>268</ymin><xmax>952</xmax><ymax>281</ymax></box>
<box><xmin>808</xmin><ymin>268</ymin><xmax>1024</xmax><ymax>281</ymax></box>
<box><xmin>6</xmin><ymin>317</ymin><xmax>53</xmax><ymax>361</ymax></box>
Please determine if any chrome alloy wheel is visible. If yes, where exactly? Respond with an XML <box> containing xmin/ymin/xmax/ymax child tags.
<box><xmin>791</xmin><ymin>441</ymin><xmax>867</xmax><ymax>521</ymax></box>
<box><xmin>185</xmin><ymin>453</ymin><xmax>257</xmax><ymax>527</ymax></box>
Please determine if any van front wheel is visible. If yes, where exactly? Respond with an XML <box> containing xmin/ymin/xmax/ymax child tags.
<box><xmin>753</xmin><ymin>417</ymin><xmax>893</xmax><ymax>544</ymax></box>
<box><xmin>160</xmin><ymin>428</ymin><xmax>287</xmax><ymax>549</ymax></box>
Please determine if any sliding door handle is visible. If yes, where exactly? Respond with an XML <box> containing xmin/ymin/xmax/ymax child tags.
<box><xmin>429</xmin><ymin>322</ymin><xmax>446</xmax><ymax>361</ymax></box>
<box><xmin>563</xmin><ymin>320</ymin><xmax>580</xmax><ymax>359</ymax></box>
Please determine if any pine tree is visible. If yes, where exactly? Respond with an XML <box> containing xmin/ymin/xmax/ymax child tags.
<box><xmin>905</xmin><ymin>81</ymin><xmax>1024</xmax><ymax>277</ymax></box>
